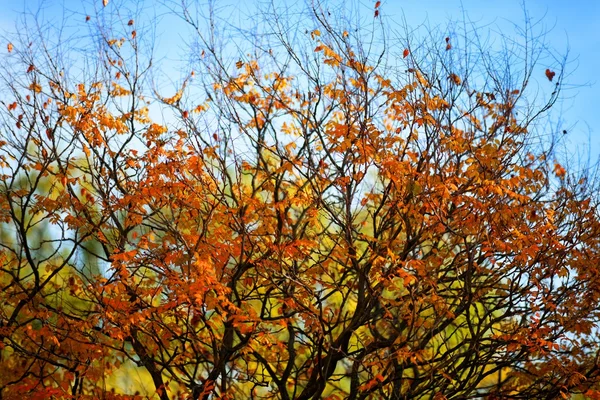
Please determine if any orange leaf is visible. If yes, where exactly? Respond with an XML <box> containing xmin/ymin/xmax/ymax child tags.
<box><xmin>448</xmin><ymin>73</ymin><xmax>461</xmax><ymax>85</ymax></box>
<box><xmin>7</xmin><ymin>43</ymin><xmax>13</xmax><ymax>53</ymax></box>
<box><xmin>375</xmin><ymin>1</ymin><xmax>381</xmax><ymax>8</ymax></box>
<box><xmin>554</xmin><ymin>162</ymin><xmax>566</xmax><ymax>178</ymax></box>
<box><xmin>29</xmin><ymin>82</ymin><xmax>42</xmax><ymax>93</ymax></box>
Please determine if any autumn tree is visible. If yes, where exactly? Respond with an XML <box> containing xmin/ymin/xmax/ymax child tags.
<box><xmin>1</xmin><ymin>1</ymin><xmax>600</xmax><ymax>399</ymax></box>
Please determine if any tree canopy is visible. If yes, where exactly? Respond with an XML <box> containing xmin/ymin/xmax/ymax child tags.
<box><xmin>1</xmin><ymin>1</ymin><xmax>600</xmax><ymax>399</ymax></box>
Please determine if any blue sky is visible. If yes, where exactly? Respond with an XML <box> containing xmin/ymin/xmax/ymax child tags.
<box><xmin>392</xmin><ymin>0</ymin><xmax>599</xmax><ymax>161</ymax></box>
<box><xmin>1</xmin><ymin>0</ymin><xmax>598</xmax><ymax>161</ymax></box>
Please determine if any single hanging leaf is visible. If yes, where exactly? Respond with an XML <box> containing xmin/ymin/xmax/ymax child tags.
<box><xmin>448</xmin><ymin>73</ymin><xmax>461</xmax><ymax>85</ymax></box>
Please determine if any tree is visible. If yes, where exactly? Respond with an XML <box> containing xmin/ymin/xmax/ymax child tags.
<box><xmin>1</xmin><ymin>1</ymin><xmax>599</xmax><ymax>399</ymax></box>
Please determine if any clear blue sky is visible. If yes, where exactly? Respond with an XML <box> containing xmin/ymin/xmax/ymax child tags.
<box><xmin>1</xmin><ymin>0</ymin><xmax>598</xmax><ymax>161</ymax></box>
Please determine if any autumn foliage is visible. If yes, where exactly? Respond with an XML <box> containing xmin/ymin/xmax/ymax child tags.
<box><xmin>1</xmin><ymin>2</ymin><xmax>600</xmax><ymax>399</ymax></box>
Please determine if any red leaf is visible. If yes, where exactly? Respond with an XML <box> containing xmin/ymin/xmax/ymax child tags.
<box><xmin>545</xmin><ymin>68</ymin><xmax>556</xmax><ymax>81</ymax></box>
<box><xmin>375</xmin><ymin>1</ymin><xmax>381</xmax><ymax>8</ymax></box>
<box><xmin>403</xmin><ymin>48</ymin><xmax>409</xmax><ymax>58</ymax></box>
